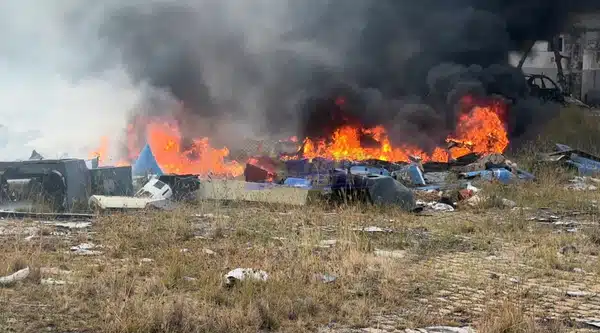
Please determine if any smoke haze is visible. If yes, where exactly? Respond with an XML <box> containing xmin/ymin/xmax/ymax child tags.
<box><xmin>2</xmin><ymin>0</ymin><xmax>600</xmax><ymax>160</ymax></box>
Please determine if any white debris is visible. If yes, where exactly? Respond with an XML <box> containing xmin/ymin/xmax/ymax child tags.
<box><xmin>195</xmin><ymin>213</ymin><xmax>230</xmax><ymax>219</ymax></box>
<box><xmin>565</xmin><ymin>177</ymin><xmax>599</xmax><ymax>191</ymax></box>
<box><xmin>466</xmin><ymin>182</ymin><xmax>480</xmax><ymax>193</ymax></box>
<box><xmin>427</xmin><ymin>327</ymin><xmax>475</xmax><ymax>333</ymax></box>
<box><xmin>416</xmin><ymin>201</ymin><xmax>455</xmax><ymax>212</ymax></box>
<box><xmin>431</xmin><ymin>203</ymin><xmax>455</xmax><ymax>212</ymax></box>
<box><xmin>41</xmin><ymin>278</ymin><xmax>67</xmax><ymax>285</ymax></box>
<box><xmin>501</xmin><ymin>198</ymin><xmax>517</xmax><ymax>208</ymax></box>
<box><xmin>314</xmin><ymin>273</ymin><xmax>337</xmax><ymax>284</ymax></box>
<box><xmin>180</xmin><ymin>248</ymin><xmax>189</xmax><ymax>253</ymax></box>
<box><xmin>70</xmin><ymin>243</ymin><xmax>103</xmax><ymax>256</ymax></box>
<box><xmin>352</xmin><ymin>226</ymin><xmax>393</xmax><ymax>233</ymax></box>
<box><xmin>374</xmin><ymin>249</ymin><xmax>407</xmax><ymax>259</ymax></box>
<box><xmin>0</xmin><ymin>267</ymin><xmax>30</xmax><ymax>285</ymax></box>
<box><xmin>224</xmin><ymin>268</ymin><xmax>269</xmax><ymax>286</ymax></box>
<box><xmin>183</xmin><ymin>276</ymin><xmax>197</xmax><ymax>282</ymax></box>
<box><xmin>583</xmin><ymin>319</ymin><xmax>600</xmax><ymax>329</ymax></box>
<box><xmin>40</xmin><ymin>221</ymin><xmax>91</xmax><ymax>229</ymax></box>
<box><xmin>319</xmin><ymin>239</ymin><xmax>338</xmax><ymax>248</ymax></box>
<box><xmin>202</xmin><ymin>248</ymin><xmax>216</xmax><ymax>255</ymax></box>
<box><xmin>140</xmin><ymin>258</ymin><xmax>154</xmax><ymax>263</ymax></box>
<box><xmin>566</xmin><ymin>290</ymin><xmax>595</xmax><ymax>297</ymax></box>
<box><xmin>24</xmin><ymin>235</ymin><xmax>37</xmax><ymax>241</ymax></box>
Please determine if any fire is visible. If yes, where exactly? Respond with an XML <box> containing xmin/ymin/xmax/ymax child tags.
<box><xmin>297</xmin><ymin>102</ymin><xmax>508</xmax><ymax>163</ymax></box>
<box><xmin>88</xmin><ymin>137</ymin><xmax>128</xmax><ymax>166</ymax></box>
<box><xmin>145</xmin><ymin>121</ymin><xmax>243</xmax><ymax>177</ymax></box>
<box><xmin>90</xmin><ymin>117</ymin><xmax>244</xmax><ymax>178</ymax></box>
<box><xmin>90</xmin><ymin>97</ymin><xmax>508</xmax><ymax>177</ymax></box>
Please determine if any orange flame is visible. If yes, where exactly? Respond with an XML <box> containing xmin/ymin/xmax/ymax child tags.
<box><xmin>90</xmin><ymin>117</ymin><xmax>243</xmax><ymax>177</ymax></box>
<box><xmin>297</xmin><ymin>102</ymin><xmax>508</xmax><ymax>162</ymax></box>
<box><xmin>90</xmin><ymin>99</ymin><xmax>508</xmax><ymax>177</ymax></box>
<box><xmin>145</xmin><ymin>121</ymin><xmax>243</xmax><ymax>177</ymax></box>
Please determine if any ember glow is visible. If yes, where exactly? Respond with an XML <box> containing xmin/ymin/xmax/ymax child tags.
<box><xmin>297</xmin><ymin>101</ymin><xmax>508</xmax><ymax>162</ymax></box>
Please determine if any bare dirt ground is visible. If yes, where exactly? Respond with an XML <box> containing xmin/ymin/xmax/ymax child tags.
<box><xmin>1</xmin><ymin>108</ymin><xmax>600</xmax><ymax>333</ymax></box>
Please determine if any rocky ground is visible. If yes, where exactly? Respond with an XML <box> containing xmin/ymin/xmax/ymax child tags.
<box><xmin>2</xmin><ymin>170</ymin><xmax>600</xmax><ymax>333</ymax></box>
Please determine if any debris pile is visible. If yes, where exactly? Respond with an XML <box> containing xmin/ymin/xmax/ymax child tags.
<box><xmin>2</xmin><ymin>141</ymin><xmax>600</xmax><ymax>214</ymax></box>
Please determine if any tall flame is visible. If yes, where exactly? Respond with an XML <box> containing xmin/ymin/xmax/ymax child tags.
<box><xmin>90</xmin><ymin>117</ymin><xmax>244</xmax><ymax>177</ymax></box>
<box><xmin>90</xmin><ymin>98</ymin><xmax>508</xmax><ymax>176</ymax></box>
<box><xmin>145</xmin><ymin>121</ymin><xmax>243</xmax><ymax>177</ymax></box>
<box><xmin>298</xmin><ymin>102</ymin><xmax>508</xmax><ymax>162</ymax></box>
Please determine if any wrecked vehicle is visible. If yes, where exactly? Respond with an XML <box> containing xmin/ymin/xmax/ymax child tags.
<box><xmin>88</xmin><ymin>178</ymin><xmax>173</xmax><ymax>211</ymax></box>
<box><xmin>525</xmin><ymin>74</ymin><xmax>589</xmax><ymax>108</ymax></box>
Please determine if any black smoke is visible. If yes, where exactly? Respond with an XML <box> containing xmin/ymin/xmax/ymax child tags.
<box><xmin>99</xmin><ymin>0</ymin><xmax>600</xmax><ymax>152</ymax></box>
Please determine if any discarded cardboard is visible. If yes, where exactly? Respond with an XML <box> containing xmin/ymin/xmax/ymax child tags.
<box><xmin>197</xmin><ymin>180</ymin><xmax>312</xmax><ymax>206</ymax></box>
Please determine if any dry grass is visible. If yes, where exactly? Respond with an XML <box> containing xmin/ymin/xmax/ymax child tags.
<box><xmin>1</xmin><ymin>107</ymin><xmax>600</xmax><ymax>333</ymax></box>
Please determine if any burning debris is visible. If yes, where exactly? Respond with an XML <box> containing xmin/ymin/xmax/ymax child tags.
<box><xmin>0</xmin><ymin>93</ymin><xmax>542</xmax><ymax>214</ymax></box>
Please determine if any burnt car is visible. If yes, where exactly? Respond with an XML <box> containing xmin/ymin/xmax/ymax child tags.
<box><xmin>525</xmin><ymin>74</ymin><xmax>589</xmax><ymax>108</ymax></box>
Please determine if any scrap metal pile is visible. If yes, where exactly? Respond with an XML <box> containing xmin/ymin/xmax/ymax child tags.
<box><xmin>2</xmin><ymin>141</ymin><xmax>599</xmax><ymax>215</ymax></box>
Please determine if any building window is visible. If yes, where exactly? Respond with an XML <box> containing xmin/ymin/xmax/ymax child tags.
<box><xmin>548</xmin><ymin>37</ymin><xmax>564</xmax><ymax>52</ymax></box>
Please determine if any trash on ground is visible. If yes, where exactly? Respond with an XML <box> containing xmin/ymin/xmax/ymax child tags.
<box><xmin>314</xmin><ymin>273</ymin><xmax>337</xmax><ymax>284</ymax></box>
<box><xmin>565</xmin><ymin>176</ymin><xmax>600</xmax><ymax>191</ymax></box>
<box><xmin>374</xmin><ymin>249</ymin><xmax>407</xmax><ymax>259</ymax></box>
<box><xmin>352</xmin><ymin>226</ymin><xmax>393</xmax><ymax>233</ymax></box>
<box><xmin>224</xmin><ymin>268</ymin><xmax>269</xmax><ymax>286</ymax></box>
<box><xmin>566</xmin><ymin>290</ymin><xmax>595</xmax><ymax>297</ymax></box>
<box><xmin>41</xmin><ymin>278</ymin><xmax>67</xmax><ymax>285</ymax></box>
<box><xmin>70</xmin><ymin>243</ymin><xmax>103</xmax><ymax>256</ymax></box>
<box><xmin>0</xmin><ymin>267</ymin><xmax>30</xmax><ymax>285</ymax></box>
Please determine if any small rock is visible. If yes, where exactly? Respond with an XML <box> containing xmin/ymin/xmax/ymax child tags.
<box><xmin>202</xmin><ymin>248</ymin><xmax>216</xmax><ymax>255</ymax></box>
<box><xmin>501</xmin><ymin>198</ymin><xmax>517</xmax><ymax>208</ymax></box>
<box><xmin>489</xmin><ymin>272</ymin><xmax>500</xmax><ymax>280</ymax></box>
<box><xmin>559</xmin><ymin>245</ymin><xmax>579</xmax><ymax>255</ymax></box>
<box><xmin>573</xmin><ymin>268</ymin><xmax>586</xmax><ymax>273</ymax></box>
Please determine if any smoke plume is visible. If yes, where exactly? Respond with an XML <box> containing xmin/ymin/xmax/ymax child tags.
<box><xmin>2</xmin><ymin>0</ymin><xmax>600</xmax><ymax>160</ymax></box>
